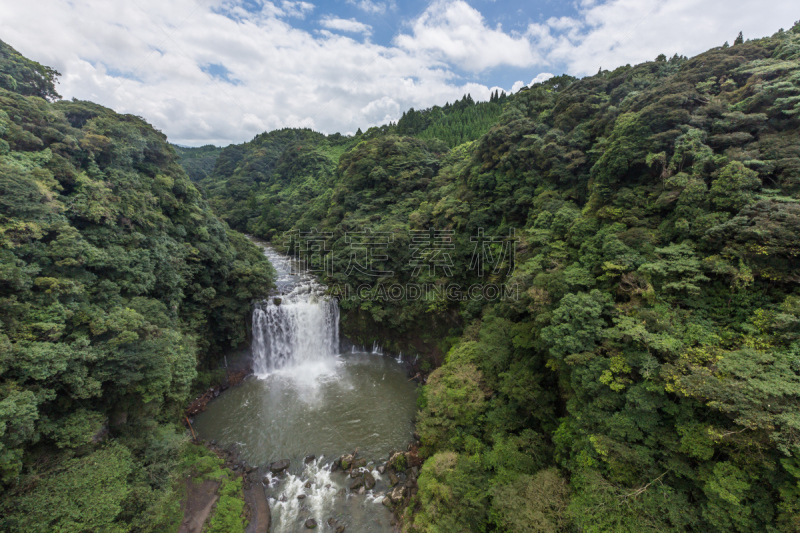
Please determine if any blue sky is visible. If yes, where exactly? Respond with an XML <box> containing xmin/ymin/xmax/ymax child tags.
<box><xmin>1</xmin><ymin>0</ymin><xmax>796</xmax><ymax>145</ymax></box>
<box><xmin>283</xmin><ymin>0</ymin><xmax>581</xmax><ymax>91</ymax></box>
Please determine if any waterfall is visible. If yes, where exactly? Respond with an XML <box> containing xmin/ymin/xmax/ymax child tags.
<box><xmin>252</xmin><ymin>281</ymin><xmax>340</xmax><ymax>376</ymax></box>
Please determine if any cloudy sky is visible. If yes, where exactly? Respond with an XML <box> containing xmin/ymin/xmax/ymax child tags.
<box><xmin>1</xmin><ymin>0</ymin><xmax>796</xmax><ymax>145</ymax></box>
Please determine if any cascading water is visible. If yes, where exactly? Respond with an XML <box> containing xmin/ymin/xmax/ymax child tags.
<box><xmin>251</xmin><ymin>282</ymin><xmax>340</xmax><ymax>376</ymax></box>
<box><xmin>193</xmin><ymin>240</ymin><xmax>419</xmax><ymax>533</ymax></box>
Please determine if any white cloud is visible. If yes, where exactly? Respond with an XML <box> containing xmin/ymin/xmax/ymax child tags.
<box><xmin>531</xmin><ymin>72</ymin><xmax>554</xmax><ymax>85</ymax></box>
<box><xmin>394</xmin><ymin>0</ymin><xmax>541</xmax><ymax>72</ymax></box>
<box><xmin>320</xmin><ymin>16</ymin><xmax>372</xmax><ymax>35</ymax></box>
<box><xmin>525</xmin><ymin>0</ymin><xmax>798</xmax><ymax>75</ymax></box>
<box><xmin>281</xmin><ymin>1</ymin><xmax>314</xmax><ymax>19</ymax></box>
<box><xmin>0</xmin><ymin>0</ymin><xmax>495</xmax><ymax>145</ymax></box>
<box><xmin>0</xmin><ymin>0</ymin><xmax>794</xmax><ymax>146</ymax></box>
<box><xmin>347</xmin><ymin>1</ymin><xmax>394</xmax><ymax>15</ymax></box>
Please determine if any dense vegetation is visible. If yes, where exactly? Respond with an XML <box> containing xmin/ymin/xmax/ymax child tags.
<box><xmin>172</xmin><ymin>143</ymin><xmax>223</xmax><ymax>183</ymax></box>
<box><xmin>0</xmin><ymin>39</ymin><xmax>273</xmax><ymax>531</ymax></box>
<box><xmin>190</xmin><ymin>23</ymin><xmax>800</xmax><ymax>533</ymax></box>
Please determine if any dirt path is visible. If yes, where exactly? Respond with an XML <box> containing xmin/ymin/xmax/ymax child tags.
<box><xmin>244</xmin><ymin>483</ymin><xmax>271</xmax><ymax>533</ymax></box>
<box><xmin>178</xmin><ymin>478</ymin><xmax>221</xmax><ymax>533</ymax></box>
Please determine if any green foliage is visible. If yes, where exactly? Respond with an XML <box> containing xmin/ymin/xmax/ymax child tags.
<box><xmin>3</xmin><ymin>444</ymin><xmax>134</xmax><ymax>533</ymax></box>
<box><xmin>207</xmin><ymin>476</ymin><xmax>246</xmax><ymax>533</ymax></box>
<box><xmin>0</xmin><ymin>43</ymin><xmax>272</xmax><ymax>531</ymax></box>
<box><xmin>191</xmin><ymin>24</ymin><xmax>800</xmax><ymax>533</ymax></box>
<box><xmin>172</xmin><ymin>144</ymin><xmax>223</xmax><ymax>182</ymax></box>
<box><xmin>0</xmin><ymin>39</ymin><xmax>60</xmax><ymax>101</ymax></box>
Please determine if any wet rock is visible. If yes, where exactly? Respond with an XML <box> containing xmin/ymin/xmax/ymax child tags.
<box><xmin>339</xmin><ymin>454</ymin><xmax>353</xmax><ymax>470</ymax></box>
<box><xmin>270</xmin><ymin>459</ymin><xmax>290</xmax><ymax>473</ymax></box>
<box><xmin>357</xmin><ymin>486</ymin><xmax>365</xmax><ymax>495</ymax></box>
<box><xmin>325</xmin><ymin>484</ymin><xmax>331</xmax><ymax>489</ymax></box>
<box><xmin>377</xmin><ymin>465</ymin><xmax>386</xmax><ymax>475</ymax></box>
<box><xmin>331</xmin><ymin>462</ymin><xmax>341</xmax><ymax>473</ymax></box>
<box><xmin>297</xmin><ymin>494</ymin><xmax>307</xmax><ymax>500</ymax></box>
<box><xmin>273</xmin><ymin>297</ymin><xmax>282</xmax><ymax>306</ymax></box>
<box><xmin>388</xmin><ymin>472</ymin><xmax>399</xmax><ymax>487</ymax></box>
<box><xmin>349</xmin><ymin>468</ymin><xmax>362</xmax><ymax>479</ymax></box>
<box><xmin>390</xmin><ymin>485</ymin><xmax>405</xmax><ymax>503</ymax></box>
<box><xmin>327</xmin><ymin>517</ymin><xmax>338</xmax><ymax>527</ymax></box>
<box><xmin>388</xmin><ymin>452</ymin><xmax>407</xmax><ymax>471</ymax></box>
<box><xmin>382</xmin><ymin>496</ymin><xmax>393</xmax><ymax>508</ymax></box>
<box><xmin>350</xmin><ymin>477</ymin><xmax>364</xmax><ymax>490</ymax></box>
<box><xmin>335</xmin><ymin>526</ymin><xmax>345</xmax><ymax>533</ymax></box>
<box><xmin>336</xmin><ymin>488</ymin><xmax>347</xmax><ymax>497</ymax></box>
<box><xmin>304</xmin><ymin>454</ymin><xmax>316</xmax><ymax>464</ymax></box>
<box><xmin>304</xmin><ymin>518</ymin><xmax>317</xmax><ymax>529</ymax></box>
<box><xmin>364</xmin><ymin>471</ymin><xmax>376</xmax><ymax>490</ymax></box>
<box><xmin>352</xmin><ymin>458</ymin><xmax>367</xmax><ymax>469</ymax></box>
<box><xmin>305</xmin><ymin>481</ymin><xmax>312</xmax><ymax>488</ymax></box>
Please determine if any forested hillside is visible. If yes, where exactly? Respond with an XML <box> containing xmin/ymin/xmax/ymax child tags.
<box><xmin>193</xmin><ymin>23</ymin><xmax>800</xmax><ymax>532</ymax></box>
<box><xmin>0</xmin><ymin>39</ymin><xmax>273</xmax><ymax>531</ymax></box>
<box><xmin>172</xmin><ymin>143</ymin><xmax>223</xmax><ymax>182</ymax></box>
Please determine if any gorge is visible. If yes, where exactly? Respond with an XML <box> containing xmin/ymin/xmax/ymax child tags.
<box><xmin>2</xmin><ymin>20</ymin><xmax>800</xmax><ymax>533</ymax></box>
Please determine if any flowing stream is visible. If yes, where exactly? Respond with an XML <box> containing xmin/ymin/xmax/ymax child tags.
<box><xmin>194</xmin><ymin>242</ymin><xmax>418</xmax><ymax>532</ymax></box>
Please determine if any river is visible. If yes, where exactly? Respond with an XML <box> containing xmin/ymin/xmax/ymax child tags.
<box><xmin>193</xmin><ymin>242</ymin><xmax>419</xmax><ymax>532</ymax></box>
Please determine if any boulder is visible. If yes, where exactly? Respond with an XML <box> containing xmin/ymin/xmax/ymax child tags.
<box><xmin>382</xmin><ymin>496</ymin><xmax>393</xmax><ymax>508</ymax></box>
<box><xmin>336</xmin><ymin>526</ymin><xmax>345</xmax><ymax>533</ymax></box>
<box><xmin>297</xmin><ymin>494</ymin><xmax>307</xmax><ymax>500</ymax></box>
<box><xmin>304</xmin><ymin>454</ymin><xmax>316</xmax><ymax>464</ymax></box>
<box><xmin>339</xmin><ymin>454</ymin><xmax>353</xmax><ymax>470</ymax></box>
<box><xmin>305</xmin><ymin>481</ymin><xmax>312</xmax><ymax>488</ymax></box>
<box><xmin>390</xmin><ymin>485</ymin><xmax>405</xmax><ymax>503</ymax></box>
<box><xmin>388</xmin><ymin>472</ymin><xmax>399</xmax><ymax>487</ymax></box>
<box><xmin>377</xmin><ymin>465</ymin><xmax>386</xmax><ymax>475</ymax></box>
<box><xmin>270</xmin><ymin>459</ymin><xmax>290</xmax><ymax>473</ymax></box>
<box><xmin>363</xmin><ymin>471</ymin><xmax>376</xmax><ymax>491</ymax></box>
<box><xmin>304</xmin><ymin>518</ymin><xmax>317</xmax><ymax>529</ymax></box>
<box><xmin>351</xmin><ymin>458</ymin><xmax>367</xmax><ymax>469</ymax></box>
<box><xmin>388</xmin><ymin>452</ymin><xmax>407</xmax><ymax>471</ymax></box>
<box><xmin>350</xmin><ymin>477</ymin><xmax>364</xmax><ymax>490</ymax></box>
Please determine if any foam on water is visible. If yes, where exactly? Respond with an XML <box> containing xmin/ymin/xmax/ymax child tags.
<box><xmin>251</xmin><ymin>274</ymin><xmax>340</xmax><ymax>379</ymax></box>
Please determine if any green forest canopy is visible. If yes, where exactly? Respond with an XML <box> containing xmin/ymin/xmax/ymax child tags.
<box><xmin>2</xmin><ymin>19</ymin><xmax>800</xmax><ymax>533</ymax></box>
<box><xmin>0</xmin><ymin>39</ymin><xmax>273</xmax><ymax>531</ymax></box>
<box><xmin>186</xmin><ymin>23</ymin><xmax>800</xmax><ymax>533</ymax></box>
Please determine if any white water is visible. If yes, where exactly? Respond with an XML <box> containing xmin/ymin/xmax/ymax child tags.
<box><xmin>251</xmin><ymin>276</ymin><xmax>340</xmax><ymax>377</ymax></box>
<box><xmin>195</xmin><ymin>241</ymin><xmax>415</xmax><ymax>532</ymax></box>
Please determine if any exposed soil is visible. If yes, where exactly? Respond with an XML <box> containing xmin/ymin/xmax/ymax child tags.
<box><xmin>177</xmin><ymin>478</ymin><xmax>221</xmax><ymax>533</ymax></box>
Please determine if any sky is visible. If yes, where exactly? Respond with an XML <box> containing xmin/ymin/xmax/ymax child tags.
<box><xmin>0</xmin><ymin>1</ymin><xmax>797</xmax><ymax>146</ymax></box>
